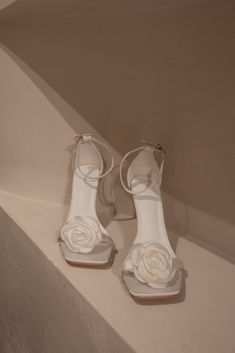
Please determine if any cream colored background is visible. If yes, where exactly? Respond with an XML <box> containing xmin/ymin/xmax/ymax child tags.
<box><xmin>0</xmin><ymin>0</ymin><xmax>234</xmax><ymax>225</ymax></box>
<box><xmin>0</xmin><ymin>0</ymin><xmax>235</xmax><ymax>254</ymax></box>
<box><xmin>0</xmin><ymin>2</ymin><xmax>235</xmax><ymax>352</ymax></box>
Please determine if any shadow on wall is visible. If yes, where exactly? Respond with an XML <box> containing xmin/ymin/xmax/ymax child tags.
<box><xmin>0</xmin><ymin>0</ymin><xmax>234</xmax><ymax>224</ymax></box>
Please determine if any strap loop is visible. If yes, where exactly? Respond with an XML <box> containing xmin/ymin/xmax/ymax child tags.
<box><xmin>73</xmin><ymin>133</ymin><xmax>114</xmax><ymax>180</ymax></box>
<box><xmin>119</xmin><ymin>140</ymin><xmax>165</xmax><ymax>195</ymax></box>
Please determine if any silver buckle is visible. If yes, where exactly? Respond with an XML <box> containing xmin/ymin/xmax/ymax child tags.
<box><xmin>73</xmin><ymin>134</ymin><xmax>93</xmax><ymax>144</ymax></box>
<box><xmin>140</xmin><ymin>139</ymin><xmax>166</xmax><ymax>156</ymax></box>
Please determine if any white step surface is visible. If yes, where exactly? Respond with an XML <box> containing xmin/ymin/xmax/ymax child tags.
<box><xmin>0</xmin><ymin>189</ymin><xmax>235</xmax><ymax>353</ymax></box>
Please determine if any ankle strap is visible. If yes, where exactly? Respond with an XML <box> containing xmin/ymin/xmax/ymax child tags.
<box><xmin>119</xmin><ymin>140</ymin><xmax>165</xmax><ymax>194</ymax></box>
<box><xmin>74</xmin><ymin>134</ymin><xmax>114</xmax><ymax>180</ymax></box>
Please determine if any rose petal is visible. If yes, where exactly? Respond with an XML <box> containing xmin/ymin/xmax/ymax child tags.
<box><xmin>131</xmin><ymin>246</ymin><xmax>145</xmax><ymax>267</ymax></box>
<box><xmin>137</xmin><ymin>260</ymin><xmax>159</xmax><ymax>284</ymax></box>
<box><xmin>61</xmin><ymin>216</ymin><xmax>102</xmax><ymax>253</ymax></box>
<box><xmin>127</xmin><ymin>242</ymin><xmax>176</xmax><ymax>289</ymax></box>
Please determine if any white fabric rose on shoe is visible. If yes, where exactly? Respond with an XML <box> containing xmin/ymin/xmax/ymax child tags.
<box><xmin>125</xmin><ymin>242</ymin><xmax>176</xmax><ymax>289</ymax></box>
<box><xmin>61</xmin><ymin>216</ymin><xmax>102</xmax><ymax>254</ymax></box>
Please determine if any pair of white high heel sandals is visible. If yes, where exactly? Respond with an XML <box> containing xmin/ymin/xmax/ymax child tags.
<box><xmin>59</xmin><ymin>134</ymin><xmax>183</xmax><ymax>301</ymax></box>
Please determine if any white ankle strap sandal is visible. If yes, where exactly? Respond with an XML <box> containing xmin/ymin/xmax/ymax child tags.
<box><xmin>59</xmin><ymin>134</ymin><xmax>117</xmax><ymax>267</ymax></box>
<box><xmin>120</xmin><ymin>141</ymin><xmax>183</xmax><ymax>300</ymax></box>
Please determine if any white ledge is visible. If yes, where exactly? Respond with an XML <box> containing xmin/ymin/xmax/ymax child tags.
<box><xmin>0</xmin><ymin>189</ymin><xmax>235</xmax><ymax>353</ymax></box>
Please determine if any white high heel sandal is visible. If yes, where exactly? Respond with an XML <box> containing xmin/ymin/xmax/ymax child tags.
<box><xmin>120</xmin><ymin>141</ymin><xmax>183</xmax><ymax>300</ymax></box>
<box><xmin>59</xmin><ymin>134</ymin><xmax>117</xmax><ymax>267</ymax></box>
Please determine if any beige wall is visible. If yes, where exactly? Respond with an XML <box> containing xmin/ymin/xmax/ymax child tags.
<box><xmin>0</xmin><ymin>0</ymin><xmax>17</xmax><ymax>11</ymax></box>
<box><xmin>0</xmin><ymin>3</ymin><xmax>235</xmax><ymax>350</ymax></box>
<box><xmin>0</xmin><ymin>45</ymin><xmax>121</xmax><ymax>212</ymax></box>
<box><xmin>0</xmin><ymin>0</ymin><xmax>234</xmax><ymax>233</ymax></box>
<box><xmin>1</xmin><ymin>0</ymin><xmax>234</xmax><ymax>226</ymax></box>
